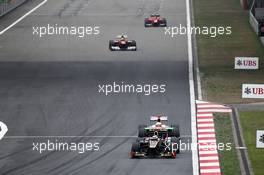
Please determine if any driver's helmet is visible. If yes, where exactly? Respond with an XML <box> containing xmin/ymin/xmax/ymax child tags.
<box><xmin>153</xmin><ymin>131</ymin><xmax>159</xmax><ymax>138</ymax></box>
<box><xmin>155</xmin><ymin>122</ymin><xmax>162</xmax><ymax>127</ymax></box>
<box><xmin>120</xmin><ymin>35</ymin><xmax>127</xmax><ymax>40</ymax></box>
<box><xmin>153</xmin><ymin>135</ymin><xmax>158</xmax><ymax>139</ymax></box>
<box><xmin>151</xmin><ymin>14</ymin><xmax>160</xmax><ymax>18</ymax></box>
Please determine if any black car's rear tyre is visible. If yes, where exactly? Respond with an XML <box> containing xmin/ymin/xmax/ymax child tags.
<box><xmin>171</xmin><ymin>137</ymin><xmax>180</xmax><ymax>154</ymax></box>
<box><xmin>138</xmin><ymin>124</ymin><xmax>147</xmax><ymax>137</ymax></box>
<box><xmin>138</xmin><ymin>124</ymin><xmax>147</xmax><ymax>130</ymax></box>
<box><xmin>170</xmin><ymin>124</ymin><xmax>180</xmax><ymax>138</ymax></box>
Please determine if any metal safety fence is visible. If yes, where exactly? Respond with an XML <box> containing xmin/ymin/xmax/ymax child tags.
<box><xmin>249</xmin><ymin>0</ymin><xmax>264</xmax><ymax>45</ymax></box>
<box><xmin>0</xmin><ymin>0</ymin><xmax>27</xmax><ymax>17</ymax></box>
<box><xmin>249</xmin><ymin>0</ymin><xmax>259</xmax><ymax>34</ymax></box>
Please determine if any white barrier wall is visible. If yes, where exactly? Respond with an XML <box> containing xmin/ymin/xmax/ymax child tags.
<box><xmin>249</xmin><ymin>11</ymin><xmax>259</xmax><ymax>35</ymax></box>
<box><xmin>249</xmin><ymin>0</ymin><xmax>264</xmax><ymax>46</ymax></box>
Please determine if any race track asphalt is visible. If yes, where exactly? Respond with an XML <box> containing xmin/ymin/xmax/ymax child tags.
<box><xmin>0</xmin><ymin>0</ymin><xmax>192</xmax><ymax>174</ymax></box>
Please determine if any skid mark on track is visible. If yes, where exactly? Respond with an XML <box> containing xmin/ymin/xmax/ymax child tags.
<box><xmin>46</xmin><ymin>110</ymin><xmax>131</xmax><ymax>173</ymax></box>
<box><xmin>0</xmin><ymin>100</ymin><xmax>123</xmax><ymax>174</ymax></box>
<box><xmin>136</xmin><ymin>0</ymin><xmax>147</xmax><ymax>17</ymax></box>
<box><xmin>65</xmin><ymin>133</ymin><xmax>136</xmax><ymax>174</ymax></box>
<box><xmin>58</xmin><ymin>0</ymin><xmax>94</xmax><ymax>17</ymax></box>
<box><xmin>112</xmin><ymin>0</ymin><xmax>128</xmax><ymax>12</ymax></box>
<box><xmin>136</xmin><ymin>0</ymin><xmax>164</xmax><ymax>17</ymax></box>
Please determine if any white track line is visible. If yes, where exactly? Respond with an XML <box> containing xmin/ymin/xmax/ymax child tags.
<box><xmin>235</xmin><ymin>146</ymin><xmax>247</xmax><ymax>150</ymax></box>
<box><xmin>199</xmin><ymin>156</ymin><xmax>219</xmax><ymax>161</ymax></box>
<box><xmin>3</xmin><ymin>135</ymin><xmax>192</xmax><ymax>139</ymax></box>
<box><xmin>198</xmin><ymin>134</ymin><xmax>215</xmax><ymax>138</ymax></box>
<box><xmin>197</xmin><ymin>113</ymin><xmax>213</xmax><ymax>117</ymax></box>
<box><xmin>200</xmin><ymin>162</ymin><xmax>219</xmax><ymax>166</ymax></box>
<box><xmin>200</xmin><ymin>169</ymin><xmax>221</xmax><ymax>173</ymax></box>
<box><xmin>197</xmin><ymin>119</ymin><xmax>213</xmax><ymax>122</ymax></box>
<box><xmin>199</xmin><ymin>150</ymin><xmax>218</xmax><ymax>155</ymax></box>
<box><xmin>197</xmin><ymin>105</ymin><xmax>230</xmax><ymax>108</ymax></box>
<box><xmin>196</xmin><ymin>66</ymin><xmax>202</xmax><ymax>100</ymax></box>
<box><xmin>197</xmin><ymin>109</ymin><xmax>232</xmax><ymax>113</ymax></box>
<box><xmin>198</xmin><ymin>129</ymin><xmax>215</xmax><ymax>132</ymax></box>
<box><xmin>186</xmin><ymin>0</ymin><xmax>199</xmax><ymax>174</ymax></box>
<box><xmin>0</xmin><ymin>0</ymin><xmax>48</xmax><ymax>35</ymax></box>
<box><xmin>3</xmin><ymin>135</ymin><xmax>138</xmax><ymax>139</ymax></box>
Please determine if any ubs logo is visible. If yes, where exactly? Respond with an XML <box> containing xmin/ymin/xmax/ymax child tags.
<box><xmin>259</xmin><ymin>134</ymin><xmax>264</xmax><ymax>143</ymax></box>
<box><xmin>244</xmin><ymin>87</ymin><xmax>264</xmax><ymax>95</ymax></box>
<box><xmin>236</xmin><ymin>59</ymin><xmax>257</xmax><ymax>67</ymax></box>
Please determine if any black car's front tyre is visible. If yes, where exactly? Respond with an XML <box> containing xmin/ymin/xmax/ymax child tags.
<box><xmin>131</xmin><ymin>40</ymin><xmax>137</xmax><ymax>51</ymax></box>
<box><xmin>109</xmin><ymin>40</ymin><xmax>114</xmax><ymax>51</ymax></box>
<box><xmin>130</xmin><ymin>142</ymin><xmax>140</xmax><ymax>158</ymax></box>
<box><xmin>170</xmin><ymin>124</ymin><xmax>180</xmax><ymax>138</ymax></box>
<box><xmin>171</xmin><ymin>137</ymin><xmax>180</xmax><ymax>154</ymax></box>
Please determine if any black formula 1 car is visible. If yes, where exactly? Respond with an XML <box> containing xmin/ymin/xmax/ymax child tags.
<box><xmin>144</xmin><ymin>14</ymin><xmax>167</xmax><ymax>27</ymax></box>
<box><xmin>130</xmin><ymin>116</ymin><xmax>181</xmax><ymax>159</ymax></box>
<box><xmin>109</xmin><ymin>35</ymin><xmax>137</xmax><ymax>51</ymax></box>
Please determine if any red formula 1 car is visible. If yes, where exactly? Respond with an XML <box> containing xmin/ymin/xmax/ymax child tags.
<box><xmin>109</xmin><ymin>35</ymin><xmax>137</xmax><ymax>51</ymax></box>
<box><xmin>144</xmin><ymin>14</ymin><xmax>167</xmax><ymax>27</ymax></box>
